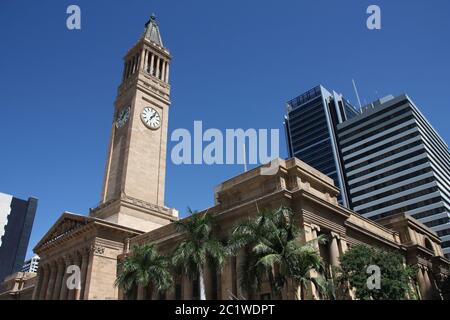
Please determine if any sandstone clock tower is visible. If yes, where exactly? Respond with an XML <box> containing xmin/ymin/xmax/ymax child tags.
<box><xmin>90</xmin><ymin>15</ymin><xmax>178</xmax><ymax>231</ymax></box>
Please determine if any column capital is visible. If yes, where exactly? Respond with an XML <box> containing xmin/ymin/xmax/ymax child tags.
<box><xmin>124</xmin><ymin>238</ymin><xmax>130</xmax><ymax>253</ymax></box>
<box><xmin>330</xmin><ymin>231</ymin><xmax>340</xmax><ymax>240</ymax></box>
<box><xmin>310</xmin><ymin>224</ymin><xmax>321</xmax><ymax>232</ymax></box>
<box><xmin>418</xmin><ymin>264</ymin><xmax>426</xmax><ymax>271</ymax></box>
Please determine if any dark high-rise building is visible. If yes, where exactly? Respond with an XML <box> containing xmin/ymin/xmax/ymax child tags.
<box><xmin>0</xmin><ymin>193</ymin><xmax>38</xmax><ymax>281</ymax></box>
<box><xmin>284</xmin><ymin>85</ymin><xmax>359</xmax><ymax>207</ymax></box>
<box><xmin>337</xmin><ymin>94</ymin><xmax>450</xmax><ymax>258</ymax></box>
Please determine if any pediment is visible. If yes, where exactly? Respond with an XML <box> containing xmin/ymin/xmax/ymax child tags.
<box><xmin>34</xmin><ymin>212</ymin><xmax>92</xmax><ymax>250</ymax></box>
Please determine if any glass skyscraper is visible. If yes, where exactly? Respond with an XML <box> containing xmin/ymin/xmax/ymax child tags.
<box><xmin>284</xmin><ymin>85</ymin><xmax>359</xmax><ymax>207</ymax></box>
<box><xmin>337</xmin><ymin>94</ymin><xmax>450</xmax><ymax>258</ymax></box>
<box><xmin>285</xmin><ymin>86</ymin><xmax>449</xmax><ymax>257</ymax></box>
<box><xmin>0</xmin><ymin>193</ymin><xmax>38</xmax><ymax>281</ymax></box>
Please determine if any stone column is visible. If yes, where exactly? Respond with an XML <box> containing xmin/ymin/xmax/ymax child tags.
<box><xmin>161</xmin><ymin>60</ymin><xmax>166</xmax><ymax>82</ymax></box>
<box><xmin>329</xmin><ymin>232</ymin><xmax>340</xmax><ymax>267</ymax></box>
<box><xmin>141</xmin><ymin>49</ymin><xmax>146</xmax><ymax>71</ymax></box>
<box><xmin>136</xmin><ymin>52</ymin><xmax>141</xmax><ymax>73</ymax></box>
<box><xmin>236</xmin><ymin>248</ymin><xmax>245</xmax><ymax>299</ymax></box>
<box><xmin>307</xmin><ymin>224</ymin><xmax>321</xmax><ymax>299</ymax></box>
<box><xmin>79</xmin><ymin>248</ymin><xmax>90</xmax><ymax>300</ymax></box>
<box><xmin>145</xmin><ymin>52</ymin><xmax>150</xmax><ymax>73</ymax></box>
<box><xmin>59</xmin><ymin>256</ymin><xmax>71</xmax><ymax>300</ymax></box>
<box><xmin>219</xmin><ymin>256</ymin><xmax>235</xmax><ymax>299</ymax></box>
<box><xmin>416</xmin><ymin>266</ymin><xmax>427</xmax><ymax>300</ymax></box>
<box><xmin>155</xmin><ymin>56</ymin><xmax>161</xmax><ymax>79</ymax></box>
<box><xmin>137</xmin><ymin>285</ymin><xmax>146</xmax><ymax>300</ymax></box>
<box><xmin>131</xmin><ymin>56</ymin><xmax>135</xmax><ymax>74</ymax></box>
<box><xmin>52</xmin><ymin>260</ymin><xmax>65</xmax><ymax>300</ymax></box>
<box><xmin>150</xmin><ymin>53</ymin><xmax>155</xmax><ymax>75</ymax></box>
<box><xmin>166</xmin><ymin>277</ymin><xmax>176</xmax><ymax>300</ymax></box>
<box><xmin>182</xmin><ymin>274</ymin><xmax>192</xmax><ymax>300</ymax></box>
<box><xmin>423</xmin><ymin>268</ymin><xmax>432</xmax><ymax>300</ymax></box>
<box><xmin>310</xmin><ymin>224</ymin><xmax>320</xmax><ymax>249</ymax></box>
<box><xmin>340</xmin><ymin>238</ymin><xmax>349</xmax><ymax>254</ymax></box>
<box><xmin>165</xmin><ymin>62</ymin><xmax>170</xmax><ymax>83</ymax></box>
<box><xmin>133</xmin><ymin>54</ymin><xmax>138</xmax><ymax>73</ymax></box>
<box><xmin>70</xmin><ymin>254</ymin><xmax>81</xmax><ymax>300</ymax></box>
<box><xmin>46</xmin><ymin>262</ymin><xmax>59</xmax><ymax>300</ymax></box>
<box><xmin>430</xmin><ymin>273</ymin><xmax>442</xmax><ymax>300</ymax></box>
<box><xmin>32</xmin><ymin>268</ymin><xmax>44</xmax><ymax>300</ymax></box>
<box><xmin>38</xmin><ymin>264</ymin><xmax>50</xmax><ymax>300</ymax></box>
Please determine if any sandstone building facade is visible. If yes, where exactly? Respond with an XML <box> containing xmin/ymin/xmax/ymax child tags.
<box><xmin>125</xmin><ymin>158</ymin><xmax>449</xmax><ymax>300</ymax></box>
<box><xmin>4</xmin><ymin>16</ymin><xmax>448</xmax><ymax>300</ymax></box>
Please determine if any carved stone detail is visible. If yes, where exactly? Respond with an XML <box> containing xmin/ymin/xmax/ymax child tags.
<box><xmin>91</xmin><ymin>244</ymin><xmax>105</xmax><ymax>255</ymax></box>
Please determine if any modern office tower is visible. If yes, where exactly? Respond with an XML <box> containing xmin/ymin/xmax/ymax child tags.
<box><xmin>21</xmin><ymin>254</ymin><xmax>40</xmax><ymax>273</ymax></box>
<box><xmin>337</xmin><ymin>94</ymin><xmax>450</xmax><ymax>257</ymax></box>
<box><xmin>284</xmin><ymin>85</ymin><xmax>360</xmax><ymax>207</ymax></box>
<box><xmin>0</xmin><ymin>193</ymin><xmax>38</xmax><ymax>281</ymax></box>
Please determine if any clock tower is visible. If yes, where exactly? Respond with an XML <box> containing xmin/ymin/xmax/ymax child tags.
<box><xmin>90</xmin><ymin>15</ymin><xmax>178</xmax><ymax>231</ymax></box>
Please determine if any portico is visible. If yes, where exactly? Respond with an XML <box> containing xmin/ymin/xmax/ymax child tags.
<box><xmin>32</xmin><ymin>213</ymin><xmax>141</xmax><ymax>300</ymax></box>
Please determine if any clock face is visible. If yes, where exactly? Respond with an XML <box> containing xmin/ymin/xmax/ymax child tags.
<box><xmin>141</xmin><ymin>107</ymin><xmax>161</xmax><ymax>129</ymax></box>
<box><xmin>116</xmin><ymin>106</ymin><xmax>130</xmax><ymax>128</ymax></box>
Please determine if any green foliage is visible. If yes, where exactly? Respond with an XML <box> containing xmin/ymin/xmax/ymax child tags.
<box><xmin>171</xmin><ymin>208</ymin><xmax>228</xmax><ymax>299</ymax></box>
<box><xmin>172</xmin><ymin>208</ymin><xmax>227</xmax><ymax>277</ymax></box>
<box><xmin>338</xmin><ymin>244</ymin><xmax>416</xmax><ymax>300</ymax></box>
<box><xmin>440</xmin><ymin>272</ymin><xmax>450</xmax><ymax>300</ymax></box>
<box><xmin>229</xmin><ymin>206</ymin><xmax>326</xmax><ymax>299</ymax></box>
<box><xmin>115</xmin><ymin>244</ymin><xmax>173</xmax><ymax>297</ymax></box>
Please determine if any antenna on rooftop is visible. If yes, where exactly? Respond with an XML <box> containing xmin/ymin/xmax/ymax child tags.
<box><xmin>352</xmin><ymin>79</ymin><xmax>363</xmax><ymax>112</ymax></box>
<box><xmin>375</xmin><ymin>90</ymin><xmax>380</xmax><ymax>100</ymax></box>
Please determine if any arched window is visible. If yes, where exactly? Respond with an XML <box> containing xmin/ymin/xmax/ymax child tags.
<box><xmin>424</xmin><ymin>237</ymin><xmax>434</xmax><ymax>253</ymax></box>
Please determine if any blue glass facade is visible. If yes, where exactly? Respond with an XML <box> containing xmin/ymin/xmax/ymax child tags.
<box><xmin>0</xmin><ymin>194</ymin><xmax>38</xmax><ymax>281</ymax></box>
<box><xmin>284</xmin><ymin>85</ymin><xmax>359</xmax><ymax>207</ymax></box>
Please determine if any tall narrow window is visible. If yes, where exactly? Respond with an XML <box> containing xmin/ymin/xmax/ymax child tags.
<box><xmin>136</xmin><ymin>53</ymin><xmax>140</xmax><ymax>73</ymax></box>
<box><xmin>126</xmin><ymin>60</ymin><xmax>132</xmax><ymax>78</ymax></box>
<box><xmin>159</xmin><ymin>59</ymin><xmax>163</xmax><ymax>80</ymax></box>
<box><xmin>147</xmin><ymin>52</ymin><xmax>152</xmax><ymax>73</ymax></box>
<box><xmin>153</xmin><ymin>56</ymin><xmax>158</xmax><ymax>77</ymax></box>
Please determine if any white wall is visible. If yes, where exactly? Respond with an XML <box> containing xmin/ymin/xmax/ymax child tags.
<box><xmin>0</xmin><ymin>192</ymin><xmax>13</xmax><ymax>247</ymax></box>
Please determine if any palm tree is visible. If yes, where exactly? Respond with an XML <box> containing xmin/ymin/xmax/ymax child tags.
<box><xmin>289</xmin><ymin>244</ymin><xmax>327</xmax><ymax>300</ymax></box>
<box><xmin>115</xmin><ymin>244</ymin><xmax>173</xmax><ymax>300</ymax></box>
<box><xmin>171</xmin><ymin>208</ymin><xmax>227</xmax><ymax>300</ymax></box>
<box><xmin>228</xmin><ymin>209</ymin><xmax>280</xmax><ymax>298</ymax></box>
<box><xmin>229</xmin><ymin>206</ymin><xmax>326</xmax><ymax>300</ymax></box>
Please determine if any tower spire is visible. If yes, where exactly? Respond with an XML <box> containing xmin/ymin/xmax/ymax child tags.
<box><xmin>91</xmin><ymin>16</ymin><xmax>175</xmax><ymax>232</ymax></box>
<box><xmin>142</xmin><ymin>13</ymin><xmax>163</xmax><ymax>47</ymax></box>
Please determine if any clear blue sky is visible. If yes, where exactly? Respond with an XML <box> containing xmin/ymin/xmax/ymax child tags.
<box><xmin>0</xmin><ymin>1</ymin><xmax>449</xmax><ymax>258</ymax></box>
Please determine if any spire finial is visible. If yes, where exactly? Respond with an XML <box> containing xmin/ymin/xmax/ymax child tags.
<box><xmin>145</xmin><ymin>13</ymin><xmax>157</xmax><ymax>27</ymax></box>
